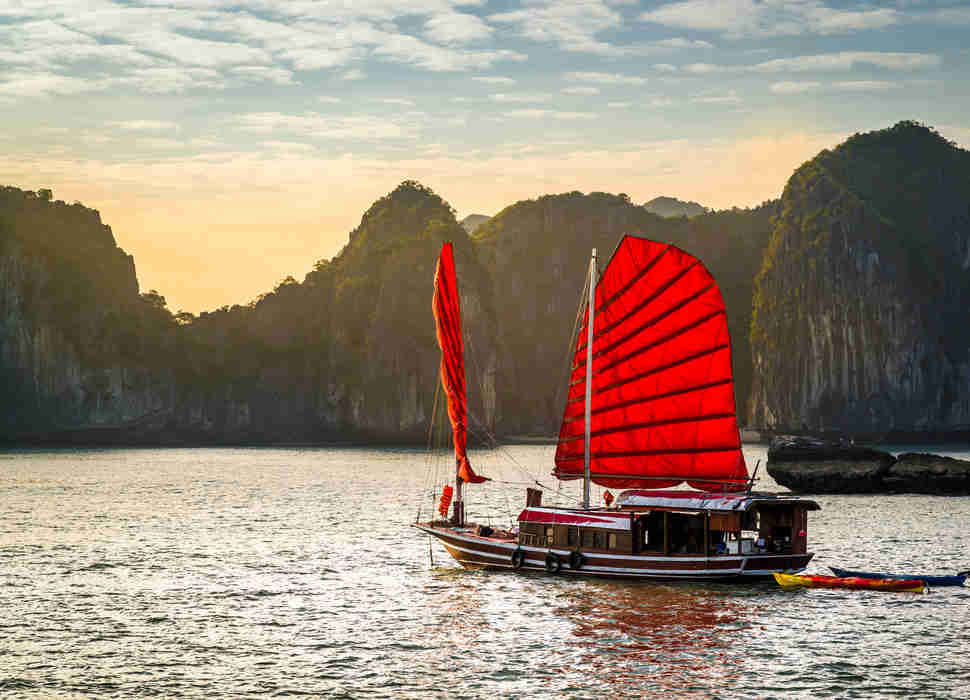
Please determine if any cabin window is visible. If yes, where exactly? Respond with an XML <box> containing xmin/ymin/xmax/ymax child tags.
<box><xmin>582</xmin><ymin>529</ymin><xmax>594</xmax><ymax>548</ymax></box>
<box><xmin>641</xmin><ymin>512</ymin><xmax>664</xmax><ymax>552</ymax></box>
<box><xmin>567</xmin><ymin>527</ymin><xmax>578</xmax><ymax>546</ymax></box>
<box><xmin>607</xmin><ymin>533</ymin><xmax>618</xmax><ymax>550</ymax></box>
<box><xmin>668</xmin><ymin>513</ymin><xmax>704</xmax><ymax>554</ymax></box>
<box><xmin>593</xmin><ymin>531</ymin><xmax>602</xmax><ymax>549</ymax></box>
<box><xmin>545</xmin><ymin>526</ymin><xmax>554</xmax><ymax>546</ymax></box>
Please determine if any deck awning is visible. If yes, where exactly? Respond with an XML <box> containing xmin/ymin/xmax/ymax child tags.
<box><xmin>615</xmin><ymin>489</ymin><xmax>820</xmax><ymax>513</ymax></box>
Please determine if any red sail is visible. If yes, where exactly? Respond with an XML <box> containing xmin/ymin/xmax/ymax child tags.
<box><xmin>433</xmin><ymin>243</ymin><xmax>487</xmax><ymax>484</ymax></box>
<box><xmin>554</xmin><ymin>236</ymin><xmax>748</xmax><ymax>492</ymax></box>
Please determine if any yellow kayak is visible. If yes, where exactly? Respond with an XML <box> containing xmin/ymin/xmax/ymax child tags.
<box><xmin>774</xmin><ymin>572</ymin><xmax>925</xmax><ymax>593</ymax></box>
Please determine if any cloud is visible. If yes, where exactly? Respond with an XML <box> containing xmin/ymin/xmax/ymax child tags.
<box><xmin>424</xmin><ymin>11</ymin><xmax>493</xmax><ymax>43</ymax></box>
<box><xmin>501</xmin><ymin>109</ymin><xmax>597</xmax><ymax>120</ymax></box>
<box><xmin>341</xmin><ymin>69</ymin><xmax>366</xmax><ymax>81</ymax></box>
<box><xmin>751</xmin><ymin>52</ymin><xmax>940</xmax><ymax>72</ymax></box>
<box><xmin>770</xmin><ymin>81</ymin><xmax>821</xmax><ymax>94</ymax></box>
<box><xmin>489</xmin><ymin>0</ymin><xmax>624</xmax><ymax>55</ymax></box>
<box><xmin>562</xmin><ymin>86</ymin><xmax>600</xmax><ymax>95</ymax></box>
<box><xmin>490</xmin><ymin>93</ymin><xmax>553</xmax><ymax>103</ymax></box>
<box><xmin>112</xmin><ymin>120</ymin><xmax>180</xmax><ymax>131</ymax></box>
<box><xmin>832</xmin><ymin>80</ymin><xmax>898</xmax><ymax>91</ymax></box>
<box><xmin>230</xmin><ymin>65</ymin><xmax>296</xmax><ymax>85</ymax></box>
<box><xmin>472</xmin><ymin>76</ymin><xmax>516</xmax><ymax>84</ymax></box>
<box><xmin>318</xmin><ymin>96</ymin><xmax>343</xmax><ymax>103</ymax></box>
<box><xmin>641</xmin><ymin>0</ymin><xmax>900</xmax><ymax>38</ymax></box>
<box><xmin>0</xmin><ymin>70</ymin><xmax>101</xmax><ymax>98</ymax></box>
<box><xmin>691</xmin><ymin>91</ymin><xmax>741</xmax><ymax>104</ymax></box>
<box><xmin>607</xmin><ymin>101</ymin><xmax>631</xmax><ymax>108</ymax></box>
<box><xmin>653</xmin><ymin>63</ymin><xmax>678</xmax><ymax>72</ymax></box>
<box><xmin>231</xmin><ymin>111</ymin><xmax>421</xmax><ymax>141</ymax></box>
<box><xmin>563</xmin><ymin>71</ymin><xmax>646</xmax><ymax>85</ymax></box>
<box><xmin>116</xmin><ymin>67</ymin><xmax>223</xmax><ymax>94</ymax></box>
<box><xmin>373</xmin><ymin>33</ymin><xmax>525</xmax><ymax>71</ymax></box>
<box><xmin>683</xmin><ymin>52</ymin><xmax>940</xmax><ymax>76</ymax></box>
<box><xmin>377</xmin><ymin>98</ymin><xmax>416</xmax><ymax>105</ymax></box>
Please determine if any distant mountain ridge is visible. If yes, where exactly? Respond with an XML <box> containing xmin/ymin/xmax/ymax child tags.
<box><xmin>460</xmin><ymin>214</ymin><xmax>490</xmax><ymax>234</ymax></box>
<box><xmin>3</xmin><ymin>121</ymin><xmax>967</xmax><ymax>443</ymax></box>
<box><xmin>643</xmin><ymin>196</ymin><xmax>710</xmax><ymax>218</ymax></box>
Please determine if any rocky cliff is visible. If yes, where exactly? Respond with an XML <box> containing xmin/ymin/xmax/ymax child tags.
<box><xmin>749</xmin><ymin>122</ymin><xmax>970</xmax><ymax>435</ymax></box>
<box><xmin>1</xmin><ymin>182</ymin><xmax>498</xmax><ymax>444</ymax></box>
<box><xmin>0</xmin><ymin>186</ymin><xmax>177</xmax><ymax>435</ymax></box>
<box><xmin>474</xmin><ymin>192</ymin><xmax>773</xmax><ymax>434</ymax></box>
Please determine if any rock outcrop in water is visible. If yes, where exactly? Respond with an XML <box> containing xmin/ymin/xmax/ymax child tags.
<box><xmin>767</xmin><ymin>436</ymin><xmax>970</xmax><ymax>494</ymax></box>
<box><xmin>767</xmin><ymin>436</ymin><xmax>896</xmax><ymax>493</ymax></box>
<box><xmin>749</xmin><ymin>122</ymin><xmax>970</xmax><ymax>435</ymax></box>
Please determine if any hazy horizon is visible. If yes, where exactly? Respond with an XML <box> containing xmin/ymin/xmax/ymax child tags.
<box><xmin>3</xmin><ymin>0</ymin><xmax>969</xmax><ymax>313</ymax></box>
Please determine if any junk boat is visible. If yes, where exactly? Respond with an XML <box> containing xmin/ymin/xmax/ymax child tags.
<box><xmin>414</xmin><ymin>236</ymin><xmax>820</xmax><ymax>581</ymax></box>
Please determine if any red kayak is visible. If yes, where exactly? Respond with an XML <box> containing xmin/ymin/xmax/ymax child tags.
<box><xmin>774</xmin><ymin>572</ymin><xmax>925</xmax><ymax>592</ymax></box>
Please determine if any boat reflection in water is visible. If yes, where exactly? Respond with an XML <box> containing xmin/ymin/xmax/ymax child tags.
<box><xmin>554</xmin><ymin>581</ymin><xmax>749</xmax><ymax>698</ymax></box>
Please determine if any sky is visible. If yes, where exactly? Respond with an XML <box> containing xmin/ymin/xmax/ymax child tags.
<box><xmin>2</xmin><ymin>0</ymin><xmax>970</xmax><ymax>313</ymax></box>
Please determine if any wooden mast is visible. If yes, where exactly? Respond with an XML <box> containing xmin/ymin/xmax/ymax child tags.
<box><xmin>583</xmin><ymin>248</ymin><xmax>596</xmax><ymax>510</ymax></box>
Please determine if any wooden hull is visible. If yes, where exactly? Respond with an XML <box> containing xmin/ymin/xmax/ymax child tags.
<box><xmin>414</xmin><ymin>523</ymin><xmax>812</xmax><ymax>581</ymax></box>
<box><xmin>774</xmin><ymin>572</ymin><xmax>926</xmax><ymax>592</ymax></box>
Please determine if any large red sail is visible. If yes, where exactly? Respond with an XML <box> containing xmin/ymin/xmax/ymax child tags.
<box><xmin>433</xmin><ymin>243</ymin><xmax>487</xmax><ymax>484</ymax></box>
<box><xmin>554</xmin><ymin>236</ymin><xmax>748</xmax><ymax>492</ymax></box>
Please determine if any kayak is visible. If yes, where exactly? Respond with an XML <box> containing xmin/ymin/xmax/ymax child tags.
<box><xmin>773</xmin><ymin>572</ymin><xmax>925</xmax><ymax>592</ymax></box>
<box><xmin>830</xmin><ymin>567</ymin><xmax>968</xmax><ymax>587</ymax></box>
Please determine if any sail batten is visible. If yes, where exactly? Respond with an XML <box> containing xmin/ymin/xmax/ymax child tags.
<box><xmin>554</xmin><ymin>236</ymin><xmax>748</xmax><ymax>492</ymax></box>
<box><xmin>433</xmin><ymin>242</ymin><xmax>487</xmax><ymax>485</ymax></box>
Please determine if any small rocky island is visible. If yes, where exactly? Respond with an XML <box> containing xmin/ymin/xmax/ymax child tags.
<box><xmin>767</xmin><ymin>436</ymin><xmax>970</xmax><ymax>495</ymax></box>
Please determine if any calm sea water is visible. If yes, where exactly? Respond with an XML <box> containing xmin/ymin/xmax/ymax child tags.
<box><xmin>1</xmin><ymin>444</ymin><xmax>968</xmax><ymax>699</ymax></box>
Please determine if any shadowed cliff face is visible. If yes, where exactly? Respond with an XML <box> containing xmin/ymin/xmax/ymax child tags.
<box><xmin>0</xmin><ymin>181</ymin><xmax>770</xmax><ymax>443</ymax></box>
<box><xmin>0</xmin><ymin>187</ymin><xmax>174</xmax><ymax>434</ymax></box>
<box><xmin>474</xmin><ymin>192</ymin><xmax>773</xmax><ymax>434</ymax></box>
<box><xmin>749</xmin><ymin>122</ymin><xmax>970</xmax><ymax>433</ymax></box>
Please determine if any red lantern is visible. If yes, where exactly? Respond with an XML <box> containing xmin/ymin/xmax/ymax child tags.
<box><xmin>603</xmin><ymin>490</ymin><xmax>614</xmax><ymax>507</ymax></box>
<box><xmin>438</xmin><ymin>485</ymin><xmax>454</xmax><ymax>517</ymax></box>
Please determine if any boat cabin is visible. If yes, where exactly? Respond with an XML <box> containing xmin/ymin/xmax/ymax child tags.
<box><xmin>517</xmin><ymin>490</ymin><xmax>820</xmax><ymax>558</ymax></box>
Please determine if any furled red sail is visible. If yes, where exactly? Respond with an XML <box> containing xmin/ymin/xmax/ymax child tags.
<box><xmin>554</xmin><ymin>236</ymin><xmax>748</xmax><ymax>491</ymax></box>
<box><xmin>433</xmin><ymin>243</ymin><xmax>487</xmax><ymax>484</ymax></box>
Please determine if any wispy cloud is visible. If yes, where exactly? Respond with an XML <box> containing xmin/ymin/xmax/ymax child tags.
<box><xmin>490</xmin><ymin>93</ymin><xmax>553</xmax><ymax>103</ymax></box>
<box><xmin>691</xmin><ymin>91</ymin><xmax>741</xmax><ymax>104</ymax></box>
<box><xmin>684</xmin><ymin>52</ymin><xmax>939</xmax><ymax>75</ymax></box>
<box><xmin>641</xmin><ymin>0</ymin><xmax>900</xmax><ymax>38</ymax></box>
<box><xmin>563</xmin><ymin>71</ymin><xmax>646</xmax><ymax>85</ymax></box>
<box><xmin>562</xmin><ymin>86</ymin><xmax>600</xmax><ymax>95</ymax></box>
<box><xmin>472</xmin><ymin>76</ymin><xmax>516</xmax><ymax>85</ymax></box>
<box><xmin>231</xmin><ymin>111</ymin><xmax>420</xmax><ymax>141</ymax></box>
<box><xmin>112</xmin><ymin>120</ymin><xmax>180</xmax><ymax>131</ymax></box>
<box><xmin>751</xmin><ymin>52</ymin><xmax>940</xmax><ymax>72</ymax></box>
<box><xmin>770</xmin><ymin>81</ymin><xmax>821</xmax><ymax>94</ymax></box>
<box><xmin>832</xmin><ymin>80</ymin><xmax>898</xmax><ymax>91</ymax></box>
<box><xmin>501</xmin><ymin>109</ymin><xmax>598</xmax><ymax>120</ymax></box>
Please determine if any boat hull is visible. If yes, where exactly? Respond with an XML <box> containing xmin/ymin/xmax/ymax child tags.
<box><xmin>774</xmin><ymin>572</ymin><xmax>925</xmax><ymax>592</ymax></box>
<box><xmin>830</xmin><ymin>567</ymin><xmax>967</xmax><ymax>587</ymax></box>
<box><xmin>415</xmin><ymin>523</ymin><xmax>812</xmax><ymax>582</ymax></box>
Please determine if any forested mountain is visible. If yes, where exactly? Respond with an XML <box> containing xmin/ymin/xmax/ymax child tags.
<box><xmin>749</xmin><ymin>121</ymin><xmax>970</xmax><ymax>433</ymax></box>
<box><xmin>3</xmin><ymin>121</ymin><xmax>964</xmax><ymax>443</ymax></box>
<box><xmin>473</xmin><ymin>192</ymin><xmax>773</xmax><ymax>434</ymax></box>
